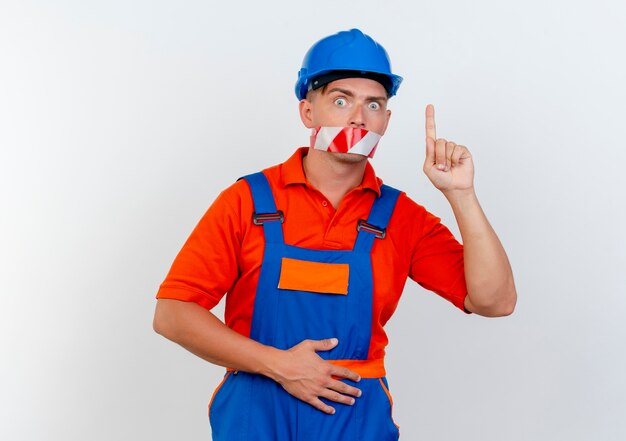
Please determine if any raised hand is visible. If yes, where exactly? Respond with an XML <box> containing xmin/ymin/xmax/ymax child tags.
<box><xmin>423</xmin><ymin>104</ymin><xmax>474</xmax><ymax>192</ymax></box>
<box><xmin>272</xmin><ymin>338</ymin><xmax>362</xmax><ymax>415</ymax></box>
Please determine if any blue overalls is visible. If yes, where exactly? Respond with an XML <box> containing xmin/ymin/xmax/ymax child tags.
<box><xmin>209</xmin><ymin>172</ymin><xmax>401</xmax><ymax>440</ymax></box>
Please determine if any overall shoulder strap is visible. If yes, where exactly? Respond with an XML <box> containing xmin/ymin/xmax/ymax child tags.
<box><xmin>354</xmin><ymin>184</ymin><xmax>401</xmax><ymax>252</ymax></box>
<box><xmin>240</xmin><ymin>172</ymin><xmax>284</xmax><ymax>244</ymax></box>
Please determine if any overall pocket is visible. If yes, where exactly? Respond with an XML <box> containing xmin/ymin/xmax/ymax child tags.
<box><xmin>278</xmin><ymin>257</ymin><xmax>349</xmax><ymax>295</ymax></box>
<box><xmin>208</xmin><ymin>370</ymin><xmax>232</xmax><ymax>419</ymax></box>
<box><xmin>378</xmin><ymin>377</ymin><xmax>400</xmax><ymax>431</ymax></box>
<box><xmin>274</xmin><ymin>257</ymin><xmax>351</xmax><ymax>354</ymax></box>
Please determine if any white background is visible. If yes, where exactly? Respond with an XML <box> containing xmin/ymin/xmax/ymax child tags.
<box><xmin>1</xmin><ymin>0</ymin><xmax>625</xmax><ymax>439</ymax></box>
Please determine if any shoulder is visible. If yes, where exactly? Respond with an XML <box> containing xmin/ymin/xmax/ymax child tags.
<box><xmin>204</xmin><ymin>160</ymin><xmax>286</xmax><ymax>226</ymax></box>
<box><xmin>216</xmin><ymin>157</ymin><xmax>283</xmax><ymax>204</ymax></box>
<box><xmin>384</xmin><ymin>186</ymin><xmax>449</xmax><ymax>240</ymax></box>
<box><xmin>387</xmin><ymin>187</ymin><xmax>430</xmax><ymax>223</ymax></box>
<box><xmin>212</xmin><ymin>178</ymin><xmax>252</xmax><ymax>214</ymax></box>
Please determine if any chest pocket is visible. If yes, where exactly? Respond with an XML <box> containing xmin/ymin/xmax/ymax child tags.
<box><xmin>278</xmin><ymin>257</ymin><xmax>349</xmax><ymax>295</ymax></box>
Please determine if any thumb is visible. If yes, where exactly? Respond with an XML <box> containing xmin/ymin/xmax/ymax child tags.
<box><xmin>309</xmin><ymin>338</ymin><xmax>339</xmax><ymax>352</ymax></box>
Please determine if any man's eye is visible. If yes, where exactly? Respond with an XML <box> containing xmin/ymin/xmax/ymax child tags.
<box><xmin>368</xmin><ymin>102</ymin><xmax>380</xmax><ymax>110</ymax></box>
<box><xmin>334</xmin><ymin>98</ymin><xmax>346</xmax><ymax>106</ymax></box>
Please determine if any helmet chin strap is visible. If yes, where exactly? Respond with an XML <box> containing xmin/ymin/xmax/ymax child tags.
<box><xmin>310</xmin><ymin>127</ymin><xmax>382</xmax><ymax>158</ymax></box>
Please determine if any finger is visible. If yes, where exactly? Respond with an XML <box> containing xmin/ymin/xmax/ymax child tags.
<box><xmin>435</xmin><ymin>138</ymin><xmax>447</xmax><ymax>170</ymax></box>
<box><xmin>329</xmin><ymin>379</ymin><xmax>362</xmax><ymax>397</ymax></box>
<box><xmin>425</xmin><ymin>104</ymin><xmax>436</xmax><ymax>142</ymax></box>
<box><xmin>425</xmin><ymin>135</ymin><xmax>436</xmax><ymax>165</ymax></box>
<box><xmin>450</xmin><ymin>144</ymin><xmax>470</xmax><ymax>167</ymax></box>
<box><xmin>330</xmin><ymin>366</ymin><xmax>361</xmax><ymax>383</ymax></box>
<box><xmin>307</xmin><ymin>338</ymin><xmax>339</xmax><ymax>352</ymax></box>
<box><xmin>308</xmin><ymin>397</ymin><xmax>336</xmax><ymax>415</ymax></box>
<box><xmin>445</xmin><ymin>141</ymin><xmax>456</xmax><ymax>171</ymax></box>
<box><xmin>319</xmin><ymin>388</ymin><xmax>356</xmax><ymax>406</ymax></box>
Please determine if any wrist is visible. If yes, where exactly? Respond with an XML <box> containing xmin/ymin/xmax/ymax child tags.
<box><xmin>442</xmin><ymin>187</ymin><xmax>476</xmax><ymax>205</ymax></box>
<box><xmin>255</xmin><ymin>345</ymin><xmax>287</xmax><ymax>381</ymax></box>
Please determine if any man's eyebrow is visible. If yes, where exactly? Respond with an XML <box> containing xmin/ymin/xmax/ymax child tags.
<box><xmin>327</xmin><ymin>87</ymin><xmax>355</xmax><ymax>97</ymax></box>
<box><xmin>369</xmin><ymin>95</ymin><xmax>388</xmax><ymax>103</ymax></box>
<box><xmin>327</xmin><ymin>87</ymin><xmax>387</xmax><ymax>103</ymax></box>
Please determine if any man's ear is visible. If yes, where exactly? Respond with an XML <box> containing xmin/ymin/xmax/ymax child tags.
<box><xmin>299</xmin><ymin>98</ymin><xmax>315</xmax><ymax>128</ymax></box>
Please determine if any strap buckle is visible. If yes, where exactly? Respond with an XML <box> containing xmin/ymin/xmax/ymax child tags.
<box><xmin>253</xmin><ymin>210</ymin><xmax>284</xmax><ymax>225</ymax></box>
<box><xmin>357</xmin><ymin>219</ymin><xmax>386</xmax><ymax>239</ymax></box>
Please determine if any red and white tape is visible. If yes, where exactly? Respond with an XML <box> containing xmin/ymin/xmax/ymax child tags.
<box><xmin>310</xmin><ymin>127</ymin><xmax>382</xmax><ymax>158</ymax></box>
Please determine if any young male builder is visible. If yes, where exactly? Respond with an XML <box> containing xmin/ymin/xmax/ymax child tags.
<box><xmin>154</xmin><ymin>28</ymin><xmax>517</xmax><ymax>440</ymax></box>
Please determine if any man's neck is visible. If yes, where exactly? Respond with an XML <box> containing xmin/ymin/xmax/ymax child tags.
<box><xmin>302</xmin><ymin>149</ymin><xmax>368</xmax><ymax>209</ymax></box>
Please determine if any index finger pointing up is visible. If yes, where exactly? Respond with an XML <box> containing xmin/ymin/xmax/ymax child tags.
<box><xmin>425</xmin><ymin>104</ymin><xmax>436</xmax><ymax>141</ymax></box>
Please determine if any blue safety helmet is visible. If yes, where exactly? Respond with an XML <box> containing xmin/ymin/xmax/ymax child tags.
<box><xmin>295</xmin><ymin>29</ymin><xmax>403</xmax><ymax>100</ymax></box>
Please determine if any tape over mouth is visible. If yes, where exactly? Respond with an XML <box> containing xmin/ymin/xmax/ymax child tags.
<box><xmin>310</xmin><ymin>127</ymin><xmax>382</xmax><ymax>158</ymax></box>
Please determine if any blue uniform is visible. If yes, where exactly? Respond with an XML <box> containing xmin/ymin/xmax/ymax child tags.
<box><xmin>209</xmin><ymin>172</ymin><xmax>401</xmax><ymax>440</ymax></box>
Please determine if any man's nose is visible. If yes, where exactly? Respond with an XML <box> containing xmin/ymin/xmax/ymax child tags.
<box><xmin>349</xmin><ymin>105</ymin><xmax>366</xmax><ymax>128</ymax></box>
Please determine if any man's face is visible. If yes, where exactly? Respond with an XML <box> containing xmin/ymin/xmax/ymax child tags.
<box><xmin>299</xmin><ymin>77</ymin><xmax>391</xmax><ymax>136</ymax></box>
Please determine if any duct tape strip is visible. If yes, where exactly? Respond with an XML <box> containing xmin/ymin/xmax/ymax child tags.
<box><xmin>310</xmin><ymin>127</ymin><xmax>382</xmax><ymax>158</ymax></box>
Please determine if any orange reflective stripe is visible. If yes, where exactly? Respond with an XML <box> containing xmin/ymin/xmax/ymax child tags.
<box><xmin>278</xmin><ymin>257</ymin><xmax>349</xmax><ymax>295</ymax></box>
<box><xmin>328</xmin><ymin>358</ymin><xmax>386</xmax><ymax>378</ymax></box>
<box><xmin>378</xmin><ymin>377</ymin><xmax>393</xmax><ymax>405</ymax></box>
<box><xmin>225</xmin><ymin>360</ymin><xmax>384</xmax><ymax>378</ymax></box>
<box><xmin>378</xmin><ymin>378</ymin><xmax>400</xmax><ymax>430</ymax></box>
<box><xmin>208</xmin><ymin>371</ymin><xmax>232</xmax><ymax>418</ymax></box>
